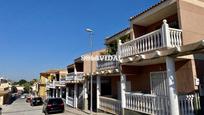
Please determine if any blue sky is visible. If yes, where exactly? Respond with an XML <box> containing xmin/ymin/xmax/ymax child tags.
<box><xmin>0</xmin><ymin>0</ymin><xmax>160</xmax><ymax>81</ymax></box>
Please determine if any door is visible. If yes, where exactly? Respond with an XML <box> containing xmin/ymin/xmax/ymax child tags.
<box><xmin>150</xmin><ymin>72</ymin><xmax>169</xmax><ymax>96</ymax></box>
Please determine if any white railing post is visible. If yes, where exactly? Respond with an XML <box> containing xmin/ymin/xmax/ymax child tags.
<box><xmin>166</xmin><ymin>56</ymin><xmax>180</xmax><ymax>115</ymax></box>
<box><xmin>118</xmin><ymin>40</ymin><xmax>122</xmax><ymax>59</ymax></box>
<box><xmin>97</xmin><ymin>76</ymin><xmax>101</xmax><ymax>110</ymax></box>
<box><xmin>120</xmin><ymin>73</ymin><xmax>126</xmax><ymax>115</ymax></box>
<box><xmin>74</xmin><ymin>84</ymin><xmax>78</xmax><ymax>108</ymax></box>
<box><xmin>162</xmin><ymin>19</ymin><xmax>171</xmax><ymax>47</ymax></box>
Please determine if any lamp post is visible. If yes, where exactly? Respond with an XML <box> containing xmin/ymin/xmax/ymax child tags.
<box><xmin>85</xmin><ymin>28</ymin><xmax>93</xmax><ymax>114</ymax></box>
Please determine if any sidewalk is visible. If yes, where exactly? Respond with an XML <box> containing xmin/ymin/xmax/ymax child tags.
<box><xmin>65</xmin><ymin>106</ymin><xmax>111</xmax><ymax>115</ymax></box>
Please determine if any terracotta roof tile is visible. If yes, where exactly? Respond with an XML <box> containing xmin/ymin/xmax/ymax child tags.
<box><xmin>130</xmin><ymin>0</ymin><xmax>167</xmax><ymax>21</ymax></box>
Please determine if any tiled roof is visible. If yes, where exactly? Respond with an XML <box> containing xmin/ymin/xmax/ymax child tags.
<box><xmin>130</xmin><ymin>0</ymin><xmax>167</xmax><ymax>21</ymax></box>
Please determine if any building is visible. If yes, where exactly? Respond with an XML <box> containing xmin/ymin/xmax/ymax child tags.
<box><xmin>94</xmin><ymin>0</ymin><xmax>204</xmax><ymax>115</ymax></box>
<box><xmin>38</xmin><ymin>70</ymin><xmax>59</xmax><ymax>99</ymax></box>
<box><xmin>0</xmin><ymin>78</ymin><xmax>11</xmax><ymax>105</ymax></box>
<box><xmin>39</xmin><ymin>0</ymin><xmax>204</xmax><ymax>115</ymax></box>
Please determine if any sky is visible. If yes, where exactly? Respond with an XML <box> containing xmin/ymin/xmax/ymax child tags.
<box><xmin>0</xmin><ymin>0</ymin><xmax>160</xmax><ymax>81</ymax></box>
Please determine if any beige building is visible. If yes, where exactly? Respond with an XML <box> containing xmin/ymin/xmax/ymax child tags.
<box><xmin>94</xmin><ymin>0</ymin><xmax>204</xmax><ymax>115</ymax></box>
<box><xmin>0</xmin><ymin>78</ymin><xmax>11</xmax><ymax>105</ymax></box>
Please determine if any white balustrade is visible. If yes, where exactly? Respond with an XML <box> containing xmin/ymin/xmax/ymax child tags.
<box><xmin>169</xmin><ymin>28</ymin><xmax>182</xmax><ymax>47</ymax></box>
<box><xmin>125</xmin><ymin>92</ymin><xmax>201</xmax><ymax>115</ymax></box>
<box><xmin>179</xmin><ymin>94</ymin><xmax>196</xmax><ymax>115</ymax></box>
<box><xmin>66</xmin><ymin>72</ymin><xmax>84</xmax><ymax>81</ymax></box>
<box><xmin>125</xmin><ymin>92</ymin><xmax>170</xmax><ymax>115</ymax></box>
<box><xmin>67</xmin><ymin>96</ymin><xmax>74</xmax><ymax>107</ymax></box>
<box><xmin>99</xmin><ymin>96</ymin><xmax>121</xmax><ymax>115</ymax></box>
<box><xmin>97</xmin><ymin>61</ymin><xmax>118</xmax><ymax>70</ymax></box>
<box><xmin>119</xmin><ymin>27</ymin><xmax>182</xmax><ymax>59</ymax></box>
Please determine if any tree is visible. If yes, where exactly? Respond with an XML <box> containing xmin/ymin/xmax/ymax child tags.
<box><xmin>11</xmin><ymin>86</ymin><xmax>18</xmax><ymax>93</ymax></box>
<box><xmin>23</xmin><ymin>82</ymin><xmax>31</xmax><ymax>93</ymax></box>
<box><xmin>18</xmin><ymin>79</ymin><xmax>27</xmax><ymax>86</ymax></box>
<box><xmin>30</xmin><ymin>79</ymin><xmax>38</xmax><ymax>85</ymax></box>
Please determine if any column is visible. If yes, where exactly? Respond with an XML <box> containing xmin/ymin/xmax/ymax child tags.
<box><xmin>166</xmin><ymin>56</ymin><xmax>179</xmax><ymax>115</ymax></box>
<box><xmin>52</xmin><ymin>89</ymin><xmax>55</xmax><ymax>98</ymax></box>
<box><xmin>60</xmin><ymin>87</ymin><xmax>62</xmax><ymax>98</ymax></box>
<box><xmin>96</xmin><ymin>76</ymin><xmax>101</xmax><ymax>110</ymax></box>
<box><xmin>66</xmin><ymin>87</ymin><xmax>69</xmax><ymax>105</ymax></box>
<box><xmin>74</xmin><ymin>84</ymin><xmax>78</xmax><ymax>108</ymax></box>
<box><xmin>56</xmin><ymin>87</ymin><xmax>58</xmax><ymax>97</ymax></box>
<box><xmin>83</xmin><ymin>79</ymin><xmax>88</xmax><ymax>110</ymax></box>
<box><xmin>120</xmin><ymin>73</ymin><xmax>126</xmax><ymax>115</ymax></box>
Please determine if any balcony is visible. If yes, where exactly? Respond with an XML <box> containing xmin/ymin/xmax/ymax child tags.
<box><xmin>99</xmin><ymin>96</ymin><xmax>121</xmax><ymax>115</ymax></box>
<box><xmin>125</xmin><ymin>92</ymin><xmax>200</xmax><ymax>115</ymax></box>
<box><xmin>65</xmin><ymin>72</ymin><xmax>84</xmax><ymax>81</ymax></box>
<box><xmin>46</xmin><ymin>81</ymin><xmax>55</xmax><ymax>89</ymax></box>
<box><xmin>97</xmin><ymin>61</ymin><xmax>118</xmax><ymax>71</ymax></box>
<box><xmin>119</xmin><ymin>20</ymin><xmax>182</xmax><ymax>59</ymax></box>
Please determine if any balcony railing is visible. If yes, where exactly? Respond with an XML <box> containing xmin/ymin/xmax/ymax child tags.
<box><xmin>66</xmin><ymin>96</ymin><xmax>74</xmax><ymax>107</ymax></box>
<box><xmin>119</xmin><ymin>20</ymin><xmax>182</xmax><ymax>59</ymax></box>
<box><xmin>99</xmin><ymin>96</ymin><xmax>121</xmax><ymax>115</ymax></box>
<box><xmin>125</xmin><ymin>92</ymin><xmax>200</xmax><ymax>115</ymax></box>
<box><xmin>125</xmin><ymin>92</ymin><xmax>170</xmax><ymax>115</ymax></box>
<box><xmin>46</xmin><ymin>81</ymin><xmax>55</xmax><ymax>89</ymax></box>
<box><xmin>65</xmin><ymin>72</ymin><xmax>84</xmax><ymax>81</ymax></box>
<box><xmin>97</xmin><ymin>61</ymin><xmax>118</xmax><ymax>71</ymax></box>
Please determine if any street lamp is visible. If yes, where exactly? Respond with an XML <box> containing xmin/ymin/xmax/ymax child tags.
<box><xmin>85</xmin><ymin>28</ymin><xmax>93</xmax><ymax>114</ymax></box>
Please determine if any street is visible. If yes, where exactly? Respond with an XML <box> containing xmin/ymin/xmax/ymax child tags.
<box><xmin>2</xmin><ymin>98</ymin><xmax>85</xmax><ymax>115</ymax></box>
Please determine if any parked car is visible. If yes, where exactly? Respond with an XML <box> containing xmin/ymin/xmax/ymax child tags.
<box><xmin>20</xmin><ymin>95</ymin><xmax>26</xmax><ymax>99</ymax></box>
<box><xmin>42</xmin><ymin>98</ymin><xmax>64</xmax><ymax>114</ymax></box>
<box><xmin>26</xmin><ymin>97</ymin><xmax>31</xmax><ymax>103</ymax></box>
<box><xmin>30</xmin><ymin>97</ymin><xmax>43</xmax><ymax>106</ymax></box>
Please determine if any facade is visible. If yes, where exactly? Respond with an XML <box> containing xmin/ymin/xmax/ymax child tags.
<box><xmin>95</xmin><ymin>0</ymin><xmax>204</xmax><ymax>115</ymax></box>
<box><xmin>38</xmin><ymin>0</ymin><xmax>204</xmax><ymax>115</ymax></box>
<box><xmin>0</xmin><ymin>78</ymin><xmax>11</xmax><ymax>105</ymax></box>
<box><xmin>39</xmin><ymin>70</ymin><xmax>59</xmax><ymax>99</ymax></box>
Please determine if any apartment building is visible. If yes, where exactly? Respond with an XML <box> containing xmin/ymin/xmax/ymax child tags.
<box><xmin>95</xmin><ymin>0</ymin><xmax>204</xmax><ymax>115</ymax></box>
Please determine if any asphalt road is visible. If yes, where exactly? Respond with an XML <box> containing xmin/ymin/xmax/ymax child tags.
<box><xmin>1</xmin><ymin>98</ymin><xmax>81</xmax><ymax>115</ymax></box>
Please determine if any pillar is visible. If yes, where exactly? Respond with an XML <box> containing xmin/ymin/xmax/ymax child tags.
<box><xmin>52</xmin><ymin>89</ymin><xmax>55</xmax><ymax>98</ymax></box>
<box><xmin>96</xmin><ymin>76</ymin><xmax>101</xmax><ymax>110</ymax></box>
<box><xmin>120</xmin><ymin>73</ymin><xmax>126</xmax><ymax>115</ymax></box>
<box><xmin>166</xmin><ymin>56</ymin><xmax>179</xmax><ymax>115</ymax></box>
<box><xmin>66</xmin><ymin>87</ymin><xmax>69</xmax><ymax>105</ymax></box>
<box><xmin>74</xmin><ymin>84</ymin><xmax>78</xmax><ymax>108</ymax></box>
<box><xmin>83</xmin><ymin>79</ymin><xmax>88</xmax><ymax>110</ymax></box>
<box><xmin>60</xmin><ymin>87</ymin><xmax>62</xmax><ymax>98</ymax></box>
<box><xmin>55</xmin><ymin>87</ymin><xmax>59</xmax><ymax>97</ymax></box>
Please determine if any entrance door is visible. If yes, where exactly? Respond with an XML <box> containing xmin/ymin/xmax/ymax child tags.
<box><xmin>150</xmin><ymin>72</ymin><xmax>169</xmax><ymax>96</ymax></box>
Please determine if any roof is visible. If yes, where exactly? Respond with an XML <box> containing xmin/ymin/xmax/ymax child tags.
<box><xmin>40</xmin><ymin>69</ymin><xmax>60</xmax><ymax>76</ymax></box>
<box><xmin>130</xmin><ymin>0</ymin><xmax>167</xmax><ymax>21</ymax></box>
<box><xmin>105</xmin><ymin>27</ymin><xmax>130</xmax><ymax>44</ymax></box>
<box><xmin>67</xmin><ymin>63</ymin><xmax>75</xmax><ymax>69</ymax></box>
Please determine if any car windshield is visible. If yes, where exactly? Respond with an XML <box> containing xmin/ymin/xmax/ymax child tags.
<box><xmin>48</xmin><ymin>98</ymin><xmax>63</xmax><ymax>105</ymax></box>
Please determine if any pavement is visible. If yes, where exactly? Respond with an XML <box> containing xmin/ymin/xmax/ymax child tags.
<box><xmin>1</xmin><ymin>98</ymin><xmax>111</xmax><ymax>115</ymax></box>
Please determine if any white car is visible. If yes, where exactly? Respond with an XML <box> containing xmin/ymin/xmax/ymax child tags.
<box><xmin>20</xmin><ymin>95</ymin><xmax>26</xmax><ymax>99</ymax></box>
